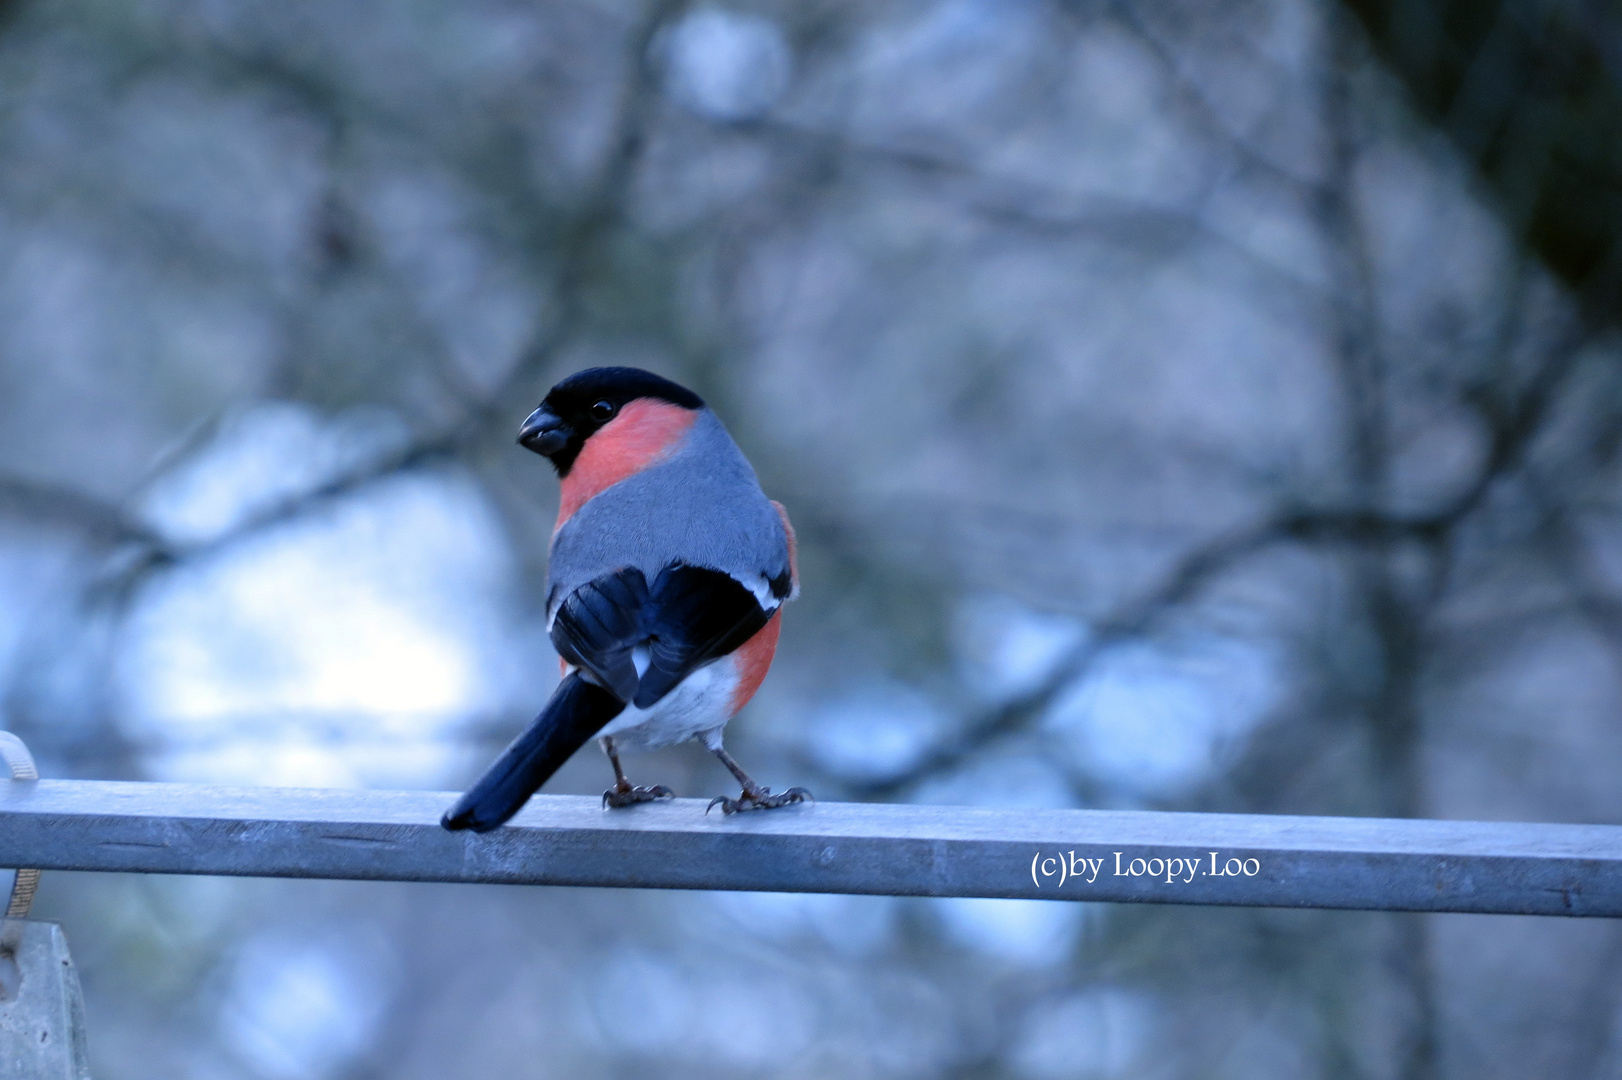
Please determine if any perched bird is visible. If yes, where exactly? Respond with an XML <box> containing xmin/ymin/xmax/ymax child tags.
<box><xmin>441</xmin><ymin>366</ymin><xmax>809</xmax><ymax>832</ymax></box>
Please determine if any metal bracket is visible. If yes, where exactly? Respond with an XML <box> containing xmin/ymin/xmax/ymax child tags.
<box><xmin>0</xmin><ymin>733</ymin><xmax>38</xmax><ymax>919</ymax></box>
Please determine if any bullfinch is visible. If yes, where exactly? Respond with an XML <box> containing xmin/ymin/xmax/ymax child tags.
<box><xmin>441</xmin><ymin>366</ymin><xmax>809</xmax><ymax>831</ymax></box>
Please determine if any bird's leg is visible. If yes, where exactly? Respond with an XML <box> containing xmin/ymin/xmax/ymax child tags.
<box><xmin>706</xmin><ymin>744</ymin><xmax>812</xmax><ymax>815</ymax></box>
<box><xmin>600</xmin><ymin>737</ymin><xmax>674</xmax><ymax>808</ymax></box>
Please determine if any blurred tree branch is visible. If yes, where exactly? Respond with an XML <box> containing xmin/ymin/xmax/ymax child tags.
<box><xmin>1343</xmin><ymin>0</ymin><xmax>1622</xmax><ymax>326</ymax></box>
<box><xmin>0</xmin><ymin>473</ymin><xmax>163</xmax><ymax>550</ymax></box>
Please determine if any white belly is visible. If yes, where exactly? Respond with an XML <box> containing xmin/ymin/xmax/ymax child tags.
<box><xmin>595</xmin><ymin>656</ymin><xmax>739</xmax><ymax>751</ymax></box>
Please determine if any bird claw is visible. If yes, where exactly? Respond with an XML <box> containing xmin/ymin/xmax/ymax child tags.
<box><xmin>706</xmin><ymin>786</ymin><xmax>814</xmax><ymax>815</ymax></box>
<box><xmin>603</xmin><ymin>784</ymin><xmax>674</xmax><ymax>809</ymax></box>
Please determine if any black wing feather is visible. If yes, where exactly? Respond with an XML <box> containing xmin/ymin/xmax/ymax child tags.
<box><xmin>547</xmin><ymin>563</ymin><xmax>771</xmax><ymax>710</ymax></box>
<box><xmin>550</xmin><ymin>567</ymin><xmax>649</xmax><ymax>702</ymax></box>
<box><xmin>634</xmin><ymin>564</ymin><xmax>770</xmax><ymax>708</ymax></box>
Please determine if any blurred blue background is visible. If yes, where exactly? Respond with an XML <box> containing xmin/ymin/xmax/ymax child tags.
<box><xmin>4</xmin><ymin>0</ymin><xmax>1622</xmax><ymax>1076</ymax></box>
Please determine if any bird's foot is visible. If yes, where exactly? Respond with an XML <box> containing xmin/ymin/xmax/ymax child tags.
<box><xmin>706</xmin><ymin>785</ymin><xmax>813</xmax><ymax>815</ymax></box>
<box><xmin>603</xmin><ymin>783</ymin><xmax>674</xmax><ymax>809</ymax></box>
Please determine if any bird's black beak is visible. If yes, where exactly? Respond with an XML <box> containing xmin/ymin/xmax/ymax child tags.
<box><xmin>518</xmin><ymin>406</ymin><xmax>570</xmax><ymax>457</ymax></box>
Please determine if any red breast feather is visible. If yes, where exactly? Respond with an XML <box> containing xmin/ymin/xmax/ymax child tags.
<box><xmin>555</xmin><ymin>399</ymin><xmax>698</xmax><ymax>530</ymax></box>
<box><xmin>727</xmin><ymin>610</ymin><xmax>782</xmax><ymax>716</ymax></box>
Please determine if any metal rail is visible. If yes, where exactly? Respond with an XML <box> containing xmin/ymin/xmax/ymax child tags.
<box><xmin>2</xmin><ymin>779</ymin><xmax>1620</xmax><ymax>916</ymax></box>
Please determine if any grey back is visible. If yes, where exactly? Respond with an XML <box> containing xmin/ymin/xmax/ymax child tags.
<box><xmin>546</xmin><ymin>409</ymin><xmax>788</xmax><ymax>615</ymax></box>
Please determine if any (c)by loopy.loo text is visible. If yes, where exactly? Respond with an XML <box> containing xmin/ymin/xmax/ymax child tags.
<box><xmin>1030</xmin><ymin>851</ymin><xmax>1261</xmax><ymax>888</ymax></box>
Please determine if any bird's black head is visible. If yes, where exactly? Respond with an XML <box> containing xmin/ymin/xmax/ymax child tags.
<box><xmin>518</xmin><ymin>366</ymin><xmax>705</xmax><ymax>476</ymax></box>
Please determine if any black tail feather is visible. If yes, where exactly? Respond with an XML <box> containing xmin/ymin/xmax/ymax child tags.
<box><xmin>441</xmin><ymin>672</ymin><xmax>624</xmax><ymax>833</ymax></box>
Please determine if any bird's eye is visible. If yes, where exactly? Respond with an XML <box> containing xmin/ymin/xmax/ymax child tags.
<box><xmin>590</xmin><ymin>400</ymin><xmax>616</xmax><ymax>421</ymax></box>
